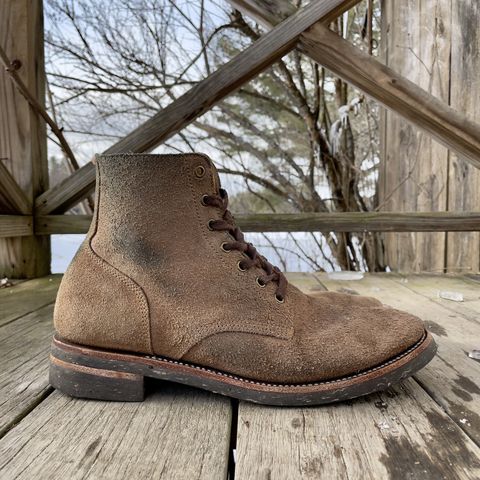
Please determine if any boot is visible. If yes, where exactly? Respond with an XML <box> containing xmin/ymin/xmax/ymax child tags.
<box><xmin>50</xmin><ymin>153</ymin><xmax>436</xmax><ymax>406</ymax></box>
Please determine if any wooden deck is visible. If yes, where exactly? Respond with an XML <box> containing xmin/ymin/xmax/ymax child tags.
<box><xmin>0</xmin><ymin>273</ymin><xmax>479</xmax><ymax>479</ymax></box>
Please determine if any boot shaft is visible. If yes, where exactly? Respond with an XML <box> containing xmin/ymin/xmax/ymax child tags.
<box><xmin>55</xmin><ymin>153</ymin><xmax>293</xmax><ymax>359</ymax></box>
<box><xmin>91</xmin><ymin>153</ymin><xmax>222</xmax><ymax>264</ymax></box>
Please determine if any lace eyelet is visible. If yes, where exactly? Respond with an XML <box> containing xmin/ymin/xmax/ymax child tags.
<box><xmin>194</xmin><ymin>165</ymin><xmax>206</xmax><ymax>178</ymax></box>
<box><xmin>237</xmin><ymin>261</ymin><xmax>247</xmax><ymax>272</ymax></box>
<box><xmin>275</xmin><ymin>294</ymin><xmax>285</xmax><ymax>304</ymax></box>
<box><xmin>207</xmin><ymin>219</ymin><xmax>215</xmax><ymax>231</ymax></box>
<box><xmin>256</xmin><ymin>277</ymin><xmax>266</xmax><ymax>288</ymax></box>
<box><xmin>221</xmin><ymin>242</ymin><xmax>231</xmax><ymax>253</ymax></box>
<box><xmin>201</xmin><ymin>194</ymin><xmax>209</xmax><ymax>206</ymax></box>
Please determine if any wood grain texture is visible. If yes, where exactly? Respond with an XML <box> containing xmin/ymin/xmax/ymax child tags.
<box><xmin>318</xmin><ymin>273</ymin><xmax>480</xmax><ymax>445</ymax></box>
<box><xmin>233</xmin><ymin>0</ymin><xmax>480</xmax><ymax>169</ymax></box>
<box><xmin>234</xmin><ymin>272</ymin><xmax>480</xmax><ymax>479</ymax></box>
<box><xmin>446</xmin><ymin>1</ymin><xmax>480</xmax><ymax>273</ymax></box>
<box><xmin>36</xmin><ymin>214</ymin><xmax>92</xmax><ymax>235</ymax></box>
<box><xmin>0</xmin><ymin>387</ymin><xmax>231</xmax><ymax>479</ymax></box>
<box><xmin>35</xmin><ymin>161</ymin><xmax>96</xmax><ymax>216</ymax></box>
<box><xmin>0</xmin><ymin>274</ymin><xmax>60</xmax><ymax>327</ymax></box>
<box><xmin>35</xmin><ymin>211</ymin><xmax>480</xmax><ymax>235</ymax></box>
<box><xmin>235</xmin><ymin>379</ymin><xmax>480</xmax><ymax>479</ymax></box>
<box><xmin>34</xmin><ymin>0</ymin><xmax>362</xmax><ymax>215</ymax></box>
<box><xmin>0</xmin><ymin>0</ymin><xmax>50</xmax><ymax>277</ymax></box>
<box><xmin>0</xmin><ymin>215</ymin><xmax>32</xmax><ymax>237</ymax></box>
<box><xmin>381</xmin><ymin>1</ymin><xmax>480</xmax><ymax>274</ymax></box>
<box><xmin>0</xmin><ymin>304</ymin><xmax>53</xmax><ymax>437</ymax></box>
<box><xmin>380</xmin><ymin>0</ymin><xmax>451</xmax><ymax>273</ymax></box>
<box><xmin>398</xmin><ymin>274</ymin><xmax>480</xmax><ymax>324</ymax></box>
<box><xmin>0</xmin><ymin>161</ymin><xmax>31</xmax><ymax>214</ymax></box>
<box><xmin>0</xmin><ymin>274</ymin><xmax>233</xmax><ymax>477</ymax></box>
<box><xmin>1</xmin><ymin>273</ymin><xmax>480</xmax><ymax>478</ymax></box>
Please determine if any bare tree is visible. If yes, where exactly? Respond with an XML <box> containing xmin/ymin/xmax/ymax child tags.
<box><xmin>45</xmin><ymin>0</ymin><xmax>384</xmax><ymax>271</ymax></box>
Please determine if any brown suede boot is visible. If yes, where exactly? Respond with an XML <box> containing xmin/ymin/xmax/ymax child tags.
<box><xmin>50</xmin><ymin>153</ymin><xmax>436</xmax><ymax>405</ymax></box>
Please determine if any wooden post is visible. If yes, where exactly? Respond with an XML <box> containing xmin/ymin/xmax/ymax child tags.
<box><xmin>380</xmin><ymin>0</ymin><xmax>480</xmax><ymax>273</ymax></box>
<box><xmin>0</xmin><ymin>0</ymin><xmax>50</xmax><ymax>278</ymax></box>
<box><xmin>380</xmin><ymin>0</ymin><xmax>451</xmax><ymax>273</ymax></box>
<box><xmin>446</xmin><ymin>2</ymin><xmax>480</xmax><ymax>273</ymax></box>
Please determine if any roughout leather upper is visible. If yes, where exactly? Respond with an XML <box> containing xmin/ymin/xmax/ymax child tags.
<box><xmin>54</xmin><ymin>153</ymin><xmax>426</xmax><ymax>383</ymax></box>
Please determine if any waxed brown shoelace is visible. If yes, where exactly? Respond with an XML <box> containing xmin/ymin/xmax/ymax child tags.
<box><xmin>202</xmin><ymin>188</ymin><xmax>288</xmax><ymax>302</ymax></box>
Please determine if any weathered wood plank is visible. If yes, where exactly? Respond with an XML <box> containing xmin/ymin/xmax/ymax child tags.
<box><xmin>0</xmin><ymin>161</ymin><xmax>31</xmax><ymax>214</ymax></box>
<box><xmin>0</xmin><ymin>273</ymin><xmax>232</xmax><ymax>477</ymax></box>
<box><xmin>235</xmin><ymin>379</ymin><xmax>480</xmax><ymax>479</ymax></box>
<box><xmin>235</xmin><ymin>273</ymin><xmax>480</xmax><ymax>478</ymax></box>
<box><xmin>0</xmin><ymin>386</ymin><xmax>231</xmax><ymax>479</ymax></box>
<box><xmin>317</xmin><ymin>273</ymin><xmax>480</xmax><ymax>444</ymax></box>
<box><xmin>447</xmin><ymin>1</ymin><xmax>480</xmax><ymax>273</ymax></box>
<box><xmin>34</xmin><ymin>0</ymin><xmax>362</xmax><ymax>215</ymax></box>
<box><xmin>36</xmin><ymin>214</ymin><xmax>92</xmax><ymax>235</ymax></box>
<box><xmin>0</xmin><ymin>304</ymin><xmax>53</xmax><ymax>437</ymax></box>
<box><xmin>0</xmin><ymin>215</ymin><xmax>33</xmax><ymax>237</ymax></box>
<box><xmin>380</xmin><ymin>0</ymin><xmax>451</xmax><ymax>273</ymax></box>
<box><xmin>232</xmin><ymin>0</ymin><xmax>480</xmax><ymax>170</ymax></box>
<box><xmin>35</xmin><ymin>211</ymin><xmax>480</xmax><ymax>235</ymax></box>
<box><xmin>0</xmin><ymin>275</ymin><xmax>61</xmax><ymax>327</ymax></box>
<box><xmin>0</xmin><ymin>0</ymin><xmax>50</xmax><ymax>277</ymax></box>
<box><xmin>390</xmin><ymin>274</ymin><xmax>480</xmax><ymax>326</ymax></box>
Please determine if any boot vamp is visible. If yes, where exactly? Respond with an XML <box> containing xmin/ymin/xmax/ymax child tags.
<box><xmin>182</xmin><ymin>286</ymin><xmax>426</xmax><ymax>384</ymax></box>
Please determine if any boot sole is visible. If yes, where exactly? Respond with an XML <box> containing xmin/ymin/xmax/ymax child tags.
<box><xmin>49</xmin><ymin>332</ymin><xmax>436</xmax><ymax>406</ymax></box>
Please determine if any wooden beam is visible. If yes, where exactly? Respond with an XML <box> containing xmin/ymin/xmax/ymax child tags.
<box><xmin>0</xmin><ymin>0</ymin><xmax>50</xmax><ymax>277</ymax></box>
<box><xmin>231</xmin><ymin>0</ymin><xmax>480</xmax><ymax>168</ymax></box>
<box><xmin>34</xmin><ymin>0</ymin><xmax>361</xmax><ymax>215</ymax></box>
<box><xmin>0</xmin><ymin>215</ymin><xmax>33</xmax><ymax>237</ymax></box>
<box><xmin>0</xmin><ymin>161</ymin><xmax>31</xmax><ymax>214</ymax></box>
<box><xmin>36</xmin><ymin>214</ymin><xmax>92</xmax><ymax>235</ymax></box>
<box><xmin>35</xmin><ymin>164</ymin><xmax>96</xmax><ymax>217</ymax></box>
<box><xmin>36</xmin><ymin>212</ymin><xmax>480</xmax><ymax>235</ymax></box>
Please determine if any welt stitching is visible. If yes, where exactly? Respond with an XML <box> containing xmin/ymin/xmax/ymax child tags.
<box><xmin>144</xmin><ymin>333</ymin><xmax>427</xmax><ymax>388</ymax></box>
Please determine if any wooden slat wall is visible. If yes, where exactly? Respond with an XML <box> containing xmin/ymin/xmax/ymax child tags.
<box><xmin>0</xmin><ymin>0</ymin><xmax>50</xmax><ymax>278</ymax></box>
<box><xmin>381</xmin><ymin>0</ymin><xmax>480</xmax><ymax>273</ymax></box>
<box><xmin>447</xmin><ymin>2</ymin><xmax>480</xmax><ymax>273</ymax></box>
<box><xmin>380</xmin><ymin>0</ymin><xmax>451</xmax><ymax>273</ymax></box>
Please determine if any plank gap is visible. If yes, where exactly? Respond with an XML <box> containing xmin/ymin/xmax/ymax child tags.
<box><xmin>0</xmin><ymin>301</ymin><xmax>55</xmax><ymax>330</ymax></box>
<box><xmin>228</xmin><ymin>399</ymin><xmax>239</xmax><ymax>479</ymax></box>
<box><xmin>0</xmin><ymin>386</ymin><xmax>54</xmax><ymax>440</ymax></box>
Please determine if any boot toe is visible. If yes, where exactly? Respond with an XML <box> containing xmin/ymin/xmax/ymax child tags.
<box><xmin>292</xmin><ymin>296</ymin><xmax>426</xmax><ymax>382</ymax></box>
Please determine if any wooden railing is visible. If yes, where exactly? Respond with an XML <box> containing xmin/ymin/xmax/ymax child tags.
<box><xmin>2</xmin><ymin>212</ymin><xmax>480</xmax><ymax>238</ymax></box>
<box><xmin>1</xmin><ymin>0</ymin><xmax>480</xmax><ymax>276</ymax></box>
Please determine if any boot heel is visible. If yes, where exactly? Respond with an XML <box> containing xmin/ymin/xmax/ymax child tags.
<box><xmin>49</xmin><ymin>354</ymin><xmax>145</xmax><ymax>402</ymax></box>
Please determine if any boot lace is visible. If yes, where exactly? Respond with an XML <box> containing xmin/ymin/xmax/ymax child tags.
<box><xmin>202</xmin><ymin>188</ymin><xmax>288</xmax><ymax>303</ymax></box>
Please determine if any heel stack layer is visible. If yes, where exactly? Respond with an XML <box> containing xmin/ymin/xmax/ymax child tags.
<box><xmin>49</xmin><ymin>354</ymin><xmax>145</xmax><ymax>402</ymax></box>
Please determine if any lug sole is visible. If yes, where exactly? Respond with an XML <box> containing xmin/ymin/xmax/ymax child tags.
<box><xmin>49</xmin><ymin>332</ymin><xmax>437</xmax><ymax>406</ymax></box>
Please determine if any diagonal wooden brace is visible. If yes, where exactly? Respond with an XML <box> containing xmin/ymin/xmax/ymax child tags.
<box><xmin>36</xmin><ymin>0</ymin><xmax>480</xmax><ymax>215</ymax></box>
<box><xmin>231</xmin><ymin>0</ymin><xmax>480</xmax><ymax>168</ymax></box>
<box><xmin>0</xmin><ymin>161</ymin><xmax>31</xmax><ymax>214</ymax></box>
<box><xmin>34</xmin><ymin>0</ymin><xmax>362</xmax><ymax>215</ymax></box>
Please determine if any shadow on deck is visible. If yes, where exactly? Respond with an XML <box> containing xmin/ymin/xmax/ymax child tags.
<box><xmin>0</xmin><ymin>273</ymin><xmax>479</xmax><ymax>478</ymax></box>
